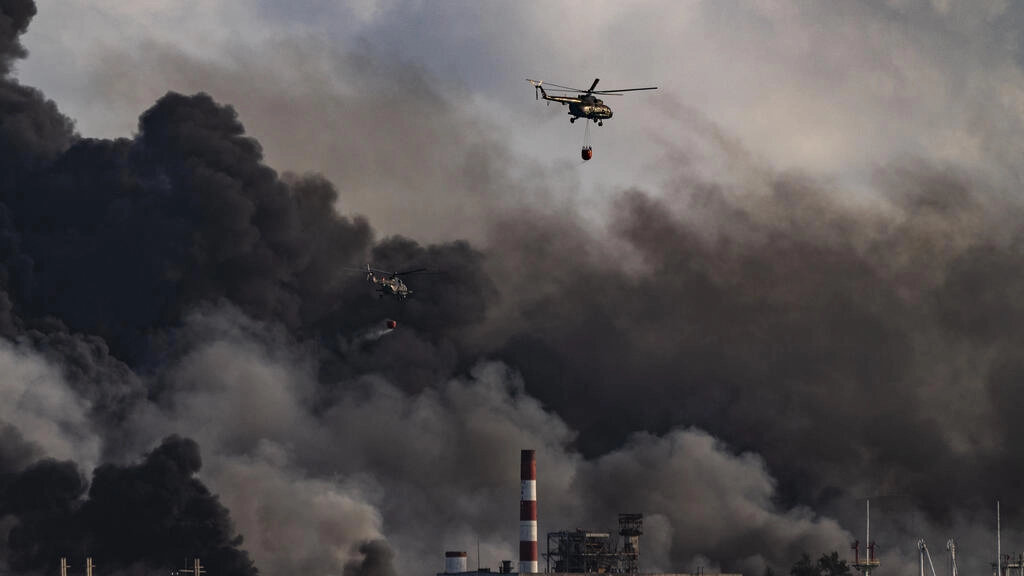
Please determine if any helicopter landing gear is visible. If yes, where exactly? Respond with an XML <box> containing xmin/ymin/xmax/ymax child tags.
<box><xmin>570</xmin><ymin>117</ymin><xmax>576</xmax><ymax>124</ymax></box>
<box><xmin>598</xmin><ymin>121</ymin><xmax>603</xmax><ymax>126</ymax></box>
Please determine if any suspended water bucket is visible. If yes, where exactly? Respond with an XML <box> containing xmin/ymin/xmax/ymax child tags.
<box><xmin>581</xmin><ymin>146</ymin><xmax>593</xmax><ymax>161</ymax></box>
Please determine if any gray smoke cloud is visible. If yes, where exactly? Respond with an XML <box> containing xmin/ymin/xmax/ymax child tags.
<box><xmin>115</xmin><ymin>305</ymin><xmax>858</xmax><ymax>576</ymax></box>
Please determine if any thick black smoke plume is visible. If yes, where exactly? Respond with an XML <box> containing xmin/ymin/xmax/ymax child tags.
<box><xmin>0</xmin><ymin>436</ymin><xmax>254</xmax><ymax>576</ymax></box>
<box><xmin>0</xmin><ymin>0</ymin><xmax>31</xmax><ymax>76</ymax></box>
<box><xmin>0</xmin><ymin>2</ymin><xmax>465</xmax><ymax>572</ymax></box>
<box><xmin>0</xmin><ymin>458</ymin><xmax>85</xmax><ymax>572</ymax></box>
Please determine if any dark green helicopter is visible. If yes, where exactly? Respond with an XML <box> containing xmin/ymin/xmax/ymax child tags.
<box><xmin>526</xmin><ymin>78</ymin><xmax>657</xmax><ymax>126</ymax></box>
<box><xmin>526</xmin><ymin>78</ymin><xmax>657</xmax><ymax>160</ymax></box>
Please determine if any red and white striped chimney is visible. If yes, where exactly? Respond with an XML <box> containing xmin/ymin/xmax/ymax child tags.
<box><xmin>519</xmin><ymin>449</ymin><xmax>538</xmax><ymax>573</ymax></box>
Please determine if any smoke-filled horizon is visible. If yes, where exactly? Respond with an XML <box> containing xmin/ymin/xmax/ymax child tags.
<box><xmin>3</xmin><ymin>1</ymin><xmax>1024</xmax><ymax>576</ymax></box>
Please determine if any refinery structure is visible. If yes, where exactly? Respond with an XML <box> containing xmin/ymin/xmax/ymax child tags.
<box><xmin>544</xmin><ymin>513</ymin><xmax>643</xmax><ymax>574</ymax></box>
<box><xmin>39</xmin><ymin>454</ymin><xmax>1024</xmax><ymax>576</ymax></box>
<box><xmin>438</xmin><ymin>449</ymin><xmax>742</xmax><ymax>576</ymax></box>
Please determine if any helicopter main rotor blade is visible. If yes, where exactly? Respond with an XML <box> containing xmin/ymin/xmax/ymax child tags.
<box><xmin>395</xmin><ymin>267</ymin><xmax>428</xmax><ymax>276</ymax></box>
<box><xmin>587</xmin><ymin>78</ymin><xmax>600</xmax><ymax>92</ymax></box>
<box><xmin>360</xmin><ymin>266</ymin><xmax>399</xmax><ymax>275</ymax></box>
<box><xmin>541</xmin><ymin>81</ymin><xmax>584</xmax><ymax>92</ymax></box>
<box><xmin>592</xmin><ymin>86</ymin><xmax>659</xmax><ymax>94</ymax></box>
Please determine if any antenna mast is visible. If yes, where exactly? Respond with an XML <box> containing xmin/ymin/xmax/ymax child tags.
<box><xmin>852</xmin><ymin>500</ymin><xmax>881</xmax><ymax>576</ymax></box>
<box><xmin>181</xmin><ymin>558</ymin><xmax>206</xmax><ymax>576</ymax></box>
<box><xmin>919</xmin><ymin>541</ymin><xmax>939</xmax><ymax>576</ymax></box>
<box><xmin>947</xmin><ymin>539</ymin><xmax>958</xmax><ymax>576</ymax></box>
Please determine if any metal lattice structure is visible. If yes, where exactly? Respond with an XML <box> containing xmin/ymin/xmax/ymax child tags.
<box><xmin>619</xmin><ymin>514</ymin><xmax>643</xmax><ymax>574</ymax></box>
<box><xmin>545</xmin><ymin>514</ymin><xmax>644</xmax><ymax>574</ymax></box>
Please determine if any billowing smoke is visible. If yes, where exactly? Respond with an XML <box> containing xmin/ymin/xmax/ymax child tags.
<box><xmin>0</xmin><ymin>436</ymin><xmax>255</xmax><ymax>576</ymax></box>
<box><xmin>489</xmin><ymin>158</ymin><xmax>1024</xmax><ymax>516</ymax></box>
<box><xmin>2</xmin><ymin>1</ymin><xmax>1023</xmax><ymax>576</ymax></box>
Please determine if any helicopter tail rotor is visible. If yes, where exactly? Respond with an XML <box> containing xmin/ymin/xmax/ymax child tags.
<box><xmin>526</xmin><ymin>78</ymin><xmax>544</xmax><ymax>100</ymax></box>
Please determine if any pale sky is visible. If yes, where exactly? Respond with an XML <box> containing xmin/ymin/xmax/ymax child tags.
<box><xmin>16</xmin><ymin>0</ymin><xmax>1024</xmax><ymax>243</ymax></box>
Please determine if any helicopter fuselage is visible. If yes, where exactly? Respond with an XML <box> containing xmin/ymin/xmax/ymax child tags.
<box><xmin>527</xmin><ymin>78</ymin><xmax>656</xmax><ymax>127</ymax></box>
<box><xmin>569</xmin><ymin>96</ymin><xmax>612</xmax><ymax>121</ymax></box>
<box><xmin>368</xmin><ymin>272</ymin><xmax>412</xmax><ymax>299</ymax></box>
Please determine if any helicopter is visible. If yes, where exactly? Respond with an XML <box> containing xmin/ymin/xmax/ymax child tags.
<box><xmin>349</xmin><ymin>265</ymin><xmax>429</xmax><ymax>300</ymax></box>
<box><xmin>525</xmin><ymin>78</ymin><xmax>657</xmax><ymax>126</ymax></box>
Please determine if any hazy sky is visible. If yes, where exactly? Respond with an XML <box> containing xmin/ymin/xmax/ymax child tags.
<box><xmin>17</xmin><ymin>0</ymin><xmax>1024</xmax><ymax>240</ymax></box>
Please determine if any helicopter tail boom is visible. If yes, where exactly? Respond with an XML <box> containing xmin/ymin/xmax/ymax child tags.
<box><xmin>526</xmin><ymin>78</ymin><xmax>548</xmax><ymax>100</ymax></box>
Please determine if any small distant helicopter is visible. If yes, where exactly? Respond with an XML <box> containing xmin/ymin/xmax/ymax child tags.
<box><xmin>349</xmin><ymin>265</ymin><xmax>430</xmax><ymax>300</ymax></box>
<box><xmin>525</xmin><ymin>78</ymin><xmax>657</xmax><ymax>126</ymax></box>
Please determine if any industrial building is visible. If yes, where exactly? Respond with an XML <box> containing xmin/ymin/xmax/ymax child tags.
<box><xmin>545</xmin><ymin>513</ymin><xmax>642</xmax><ymax>574</ymax></box>
<box><xmin>436</xmin><ymin>450</ymin><xmax>742</xmax><ymax>576</ymax></box>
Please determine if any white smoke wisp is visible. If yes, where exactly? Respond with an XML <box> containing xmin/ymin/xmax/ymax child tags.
<box><xmin>0</xmin><ymin>339</ymin><xmax>101</xmax><ymax>471</ymax></box>
<box><xmin>207</xmin><ymin>442</ymin><xmax>386</xmax><ymax>576</ymax></box>
<box><xmin>357</xmin><ymin>324</ymin><xmax>396</xmax><ymax>344</ymax></box>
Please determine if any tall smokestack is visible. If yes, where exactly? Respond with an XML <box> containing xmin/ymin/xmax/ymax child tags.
<box><xmin>520</xmin><ymin>449</ymin><xmax>538</xmax><ymax>574</ymax></box>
